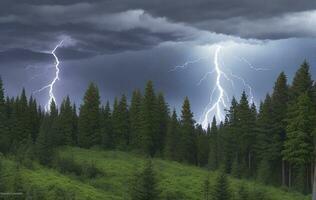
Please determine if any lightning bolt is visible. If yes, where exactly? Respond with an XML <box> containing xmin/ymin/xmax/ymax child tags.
<box><xmin>170</xmin><ymin>44</ymin><xmax>269</xmax><ymax>129</ymax></box>
<box><xmin>33</xmin><ymin>40</ymin><xmax>63</xmax><ymax>111</ymax></box>
<box><xmin>201</xmin><ymin>45</ymin><xmax>227</xmax><ymax>128</ymax></box>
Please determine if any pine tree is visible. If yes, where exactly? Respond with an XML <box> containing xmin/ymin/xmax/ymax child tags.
<box><xmin>78</xmin><ymin>83</ymin><xmax>101</xmax><ymax>148</ymax></box>
<box><xmin>212</xmin><ymin>173</ymin><xmax>231</xmax><ymax>200</ymax></box>
<box><xmin>156</xmin><ymin>93</ymin><xmax>169</xmax><ymax>155</ymax></box>
<box><xmin>179</xmin><ymin>97</ymin><xmax>197</xmax><ymax>164</ymax></box>
<box><xmin>112</xmin><ymin>95</ymin><xmax>129</xmax><ymax>149</ymax></box>
<box><xmin>59</xmin><ymin>96</ymin><xmax>74</xmax><ymax>145</ymax></box>
<box><xmin>139</xmin><ymin>81</ymin><xmax>158</xmax><ymax>156</ymax></box>
<box><xmin>0</xmin><ymin>77</ymin><xmax>9</xmax><ymax>153</ymax></box>
<box><xmin>129</xmin><ymin>90</ymin><xmax>143</xmax><ymax>149</ymax></box>
<box><xmin>196</xmin><ymin>124</ymin><xmax>209</xmax><ymax>167</ymax></box>
<box><xmin>208</xmin><ymin>117</ymin><xmax>218</xmax><ymax>170</ymax></box>
<box><xmin>36</xmin><ymin>114</ymin><xmax>53</xmax><ymax>166</ymax></box>
<box><xmin>270</xmin><ymin>72</ymin><xmax>289</xmax><ymax>186</ymax></box>
<box><xmin>164</xmin><ymin>110</ymin><xmax>180</xmax><ymax>161</ymax></box>
<box><xmin>290</xmin><ymin>61</ymin><xmax>313</xmax><ymax>100</ymax></box>
<box><xmin>101</xmin><ymin>101</ymin><xmax>113</xmax><ymax>149</ymax></box>
<box><xmin>130</xmin><ymin>160</ymin><xmax>160</xmax><ymax>200</ymax></box>
<box><xmin>283</xmin><ymin>93</ymin><xmax>314</xmax><ymax>188</ymax></box>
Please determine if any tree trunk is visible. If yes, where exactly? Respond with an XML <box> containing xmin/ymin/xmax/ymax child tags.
<box><xmin>312</xmin><ymin>159</ymin><xmax>316</xmax><ymax>200</ymax></box>
<box><xmin>289</xmin><ymin>164</ymin><xmax>291</xmax><ymax>188</ymax></box>
<box><xmin>248</xmin><ymin>151</ymin><xmax>251</xmax><ymax>169</ymax></box>
<box><xmin>282</xmin><ymin>160</ymin><xmax>286</xmax><ymax>186</ymax></box>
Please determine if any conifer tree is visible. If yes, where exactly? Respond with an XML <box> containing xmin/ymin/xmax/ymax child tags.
<box><xmin>0</xmin><ymin>77</ymin><xmax>9</xmax><ymax>153</ymax></box>
<box><xmin>112</xmin><ymin>94</ymin><xmax>129</xmax><ymax>149</ymax></box>
<box><xmin>164</xmin><ymin>110</ymin><xmax>180</xmax><ymax>161</ymax></box>
<box><xmin>101</xmin><ymin>101</ymin><xmax>113</xmax><ymax>149</ymax></box>
<box><xmin>212</xmin><ymin>173</ymin><xmax>231</xmax><ymax>200</ymax></box>
<box><xmin>208</xmin><ymin>117</ymin><xmax>218</xmax><ymax>170</ymax></box>
<box><xmin>78</xmin><ymin>83</ymin><xmax>101</xmax><ymax>148</ymax></box>
<box><xmin>283</xmin><ymin>93</ymin><xmax>314</xmax><ymax>187</ymax></box>
<box><xmin>156</xmin><ymin>93</ymin><xmax>169</xmax><ymax>155</ymax></box>
<box><xmin>179</xmin><ymin>97</ymin><xmax>197</xmax><ymax>164</ymax></box>
<box><xmin>130</xmin><ymin>160</ymin><xmax>160</xmax><ymax>200</ymax></box>
<box><xmin>270</xmin><ymin>72</ymin><xmax>289</xmax><ymax>185</ymax></box>
<box><xmin>196</xmin><ymin>124</ymin><xmax>208</xmax><ymax>166</ymax></box>
<box><xmin>290</xmin><ymin>61</ymin><xmax>313</xmax><ymax>100</ymax></box>
<box><xmin>59</xmin><ymin>96</ymin><xmax>74</xmax><ymax>145</ymax></box>
<box><xmin>36</xmin><ymin>114</ymin><xmax>53</xmax><ymax>166</ymax></box>
<box><xmin>129</xmin><ymin>90</ymin><xmax>142</xmax><ymax>149</ymax></box>
<box><xmin>140</xmin><ymin>81</ymin><xmax>158</xmax><ymax>156</ymax></box>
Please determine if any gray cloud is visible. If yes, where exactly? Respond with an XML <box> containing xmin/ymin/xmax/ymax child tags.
<box><xmin>1</xmin><ymin>0</ymin><xmax>316</xmax><ymax>63</ymax></box>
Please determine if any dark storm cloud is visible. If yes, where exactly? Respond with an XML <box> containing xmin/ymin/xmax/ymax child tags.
<box><xmin>1</xmin><ymin>0</ymin><xmax>316</xmax><ymax>63</ymax></box>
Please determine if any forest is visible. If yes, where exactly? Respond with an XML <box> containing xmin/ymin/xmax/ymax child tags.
<box><xmin>0</xmin><ymin>61</ymin><xmax>315</xmax><ymax>200</ymax></box>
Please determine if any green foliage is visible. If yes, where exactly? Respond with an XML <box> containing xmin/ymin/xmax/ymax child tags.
<box><xmin>212</xmin><ymin>173</ymin><xmax>231</xmax><ymax>200</ymax></box>
<box><xmin>130</xmin><ymin>160</ymin><xmax>160</xmax><ymax>200</ymax></box>
<box><xmin>179</xmin><ymin>97</ymin><xmax>197</xmax><ymax>164</ymax></box>
<box><xmin>78</xmin><ymin>83</ymin><xmax>101</xmax><ymax>148</ymax></box>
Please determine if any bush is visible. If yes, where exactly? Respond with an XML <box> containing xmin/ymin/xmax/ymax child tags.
<box><xmin>54</xmin><ymin>155</ymin><xmax>103</xmax><ymax>178</ymax></box>
<box><xmin>54</xmin><ymin>155</ymin><xmax>82</xmax><ymax>176</ymax></box>
<box><xmin>82</xmin><ymin>161</ymin><xmax>103</xmax><ymax>178</ymax></box>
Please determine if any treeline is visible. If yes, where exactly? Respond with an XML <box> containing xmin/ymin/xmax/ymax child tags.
<box><xmin>0</xmin><ymin>61</ymin><xmax>315</xmax><ymax>195</ymax></box>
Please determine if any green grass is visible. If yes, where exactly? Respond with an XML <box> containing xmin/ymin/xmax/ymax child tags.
<box><xmin>1</xmin><ymin>147</ymin><xmax>311</xmax><ymax>200</ymax></box>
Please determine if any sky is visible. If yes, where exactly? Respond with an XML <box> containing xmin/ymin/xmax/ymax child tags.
<box><xmin>0</xmin><ymin>0</ymin><xmax>316</xmax><ymax>126</ymax></box>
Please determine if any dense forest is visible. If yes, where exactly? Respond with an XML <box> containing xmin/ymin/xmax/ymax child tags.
<box><xmin>0</xmin><ymin>61</ymin><xmax>315</xmax><ymax>199</ymax></box>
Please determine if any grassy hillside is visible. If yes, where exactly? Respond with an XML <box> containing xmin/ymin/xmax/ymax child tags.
<box><xmin>1</xmin><ymin>147</ymin><xmax>310</xmax><ymax>200</ymax></box>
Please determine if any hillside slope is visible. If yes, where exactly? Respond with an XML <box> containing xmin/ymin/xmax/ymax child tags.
<box><xmin>1</xmin><ymin>147</ymin><xmax>310</xmax><ymax>200</ymax></box>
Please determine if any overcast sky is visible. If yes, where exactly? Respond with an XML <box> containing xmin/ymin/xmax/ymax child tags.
<box><xmin>1</xmin><ymin>0</ymin><xmax>316</xmax><ymax>124</ymax></box>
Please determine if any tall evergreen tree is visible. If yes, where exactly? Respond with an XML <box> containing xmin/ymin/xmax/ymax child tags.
<box><xmin>78</xmin><ymin>83</ymin><xmax>101</xmax><ymax>148</ymax></box>
<box><xmin>112</xmin><ymin>94</ymin><xmax>129</xmax><ymax>149</ymax></box>
<box><xmin>290</xmin><ymin>61</ymin><xmax>313</xmax><ymax>100</ymax></box>
<box><xmin>208</xmin><ymin>117</ymin><xmax>219</xmax><ymax>170</ymax></box>
<box><xmin>129</xmin><ymin>90</ymin><xmax>143</xmax><ymax>149</ymax></box>
<box><xmin>283</xmin><ymin>93</ymin><xmax>314</xmax><ymax>188</ymax></box>
<box><xmin>0</xmin><ymin>77</ymin><xmax>9</xmax><ymax>153</ymax></box>
<box><xmin>58</xmin><ymin>96</ymin><xmax>74</xmax><ymax>145</ymax></box>
<box><xmin>156</xmin><ymin>93</ymin><xmax>169</xmax><ymax>155</ymax></box>
<box><xmin>164</xmin><ymin>110</ymin><xmax>180</xmax><ymax>161</ymax></box>
<box><xmin>139</xmin><ymin>81</ymin><xmax>158</xmax><ymax>156</ymax></box>
<box><xmin>179</xmin><ymin>97</ymin><xmax>197</xmax><ymax>164</ymax></box>
<box><xmin>196</xmin><ymin>124</ymin><xmax>209</xmax><ymax>167</ymax></box>
<box><xmin>101</xmin><ymin>101</ymin><xmax>113</xmax><ymax>149</ymax></box>
<box><xmin>270</xmin><ymin>72</ymin><xmax>289</xmax><ymax>186</ymax></box>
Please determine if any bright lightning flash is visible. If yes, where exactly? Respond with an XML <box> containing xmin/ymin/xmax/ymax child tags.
<box><xmin>201</xmin><ymin>46</ymin><xmax>227</xmax><ymax>128</ymax></box>
<box><xmin>33</xmin><ymin>40</ymin><xmax>63</xmax><ymax>111</ymax></box>
<box><xmin>170</xmin><ymin>44</ymin><xmax>269</xmax><ymax>129</ymax></box>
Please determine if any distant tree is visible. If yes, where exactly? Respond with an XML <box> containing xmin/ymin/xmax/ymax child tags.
<box><xmin>58</xmin><ymin>96</ymin><xmax>74</xmax><ymax>145</ymax></box>
<box><xmin>112</xmin><ymin>94</ymin><xmax>129</xmax><ymax>149</ymax></box>
<box><xmin>156</xmin><ymin>93</ymin><xmax>169</xmax><ymax>155</ymax></box>
<box><xmin>179</xmin><ymin>97</ymin><xmax>197</xmax><ymax>164</ymax></box>
<box><xmin>129</xmin><ymin>90</ymin><xmax>143</xmax><ymax>149</ymax></box>
<box><xmin>290</xmin><ymin>61</ymin><xmax>313</xmax><ymax>100</ymax></box>
<box><xmin>139</xmin><ymin>81</ymin><xmax>158</xmax><ymax>156</ymax></box>
<box><xmin>0</xmin><ymin>77</ymin><xmax>9</xmax><ymax>153</ymax></box>
<box><xmin>100</xmin><ymin>101</ymin><xmax>113</xmax><ymax>149</ymax></box>
<box><xmin>36</xmin><ymin>113</ymin><xmax>53</xmax><ymax>166</ymax></box>
<box><xmin>196</xmin><ymin>124</ymin><xmax>209</xmax><ymax>167</ymax></box>
<box><xmin>130</xmin><ymin>160</ymin><xmax>160</xmax><ymax>200</ymax></box>
<box><xmin>208</xmin><ymin>117</ymin><xmax>218</xmax><ymax>170</ymax></box>
<box><xmin>78</xmin><ymin>83</ymin><xmax>101</xmax><ymax>148</ymax></box>
<box><xmin>164</xmin><ymin>110</ymin><xmax>180</xmax><ymax>161</ymax></box>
